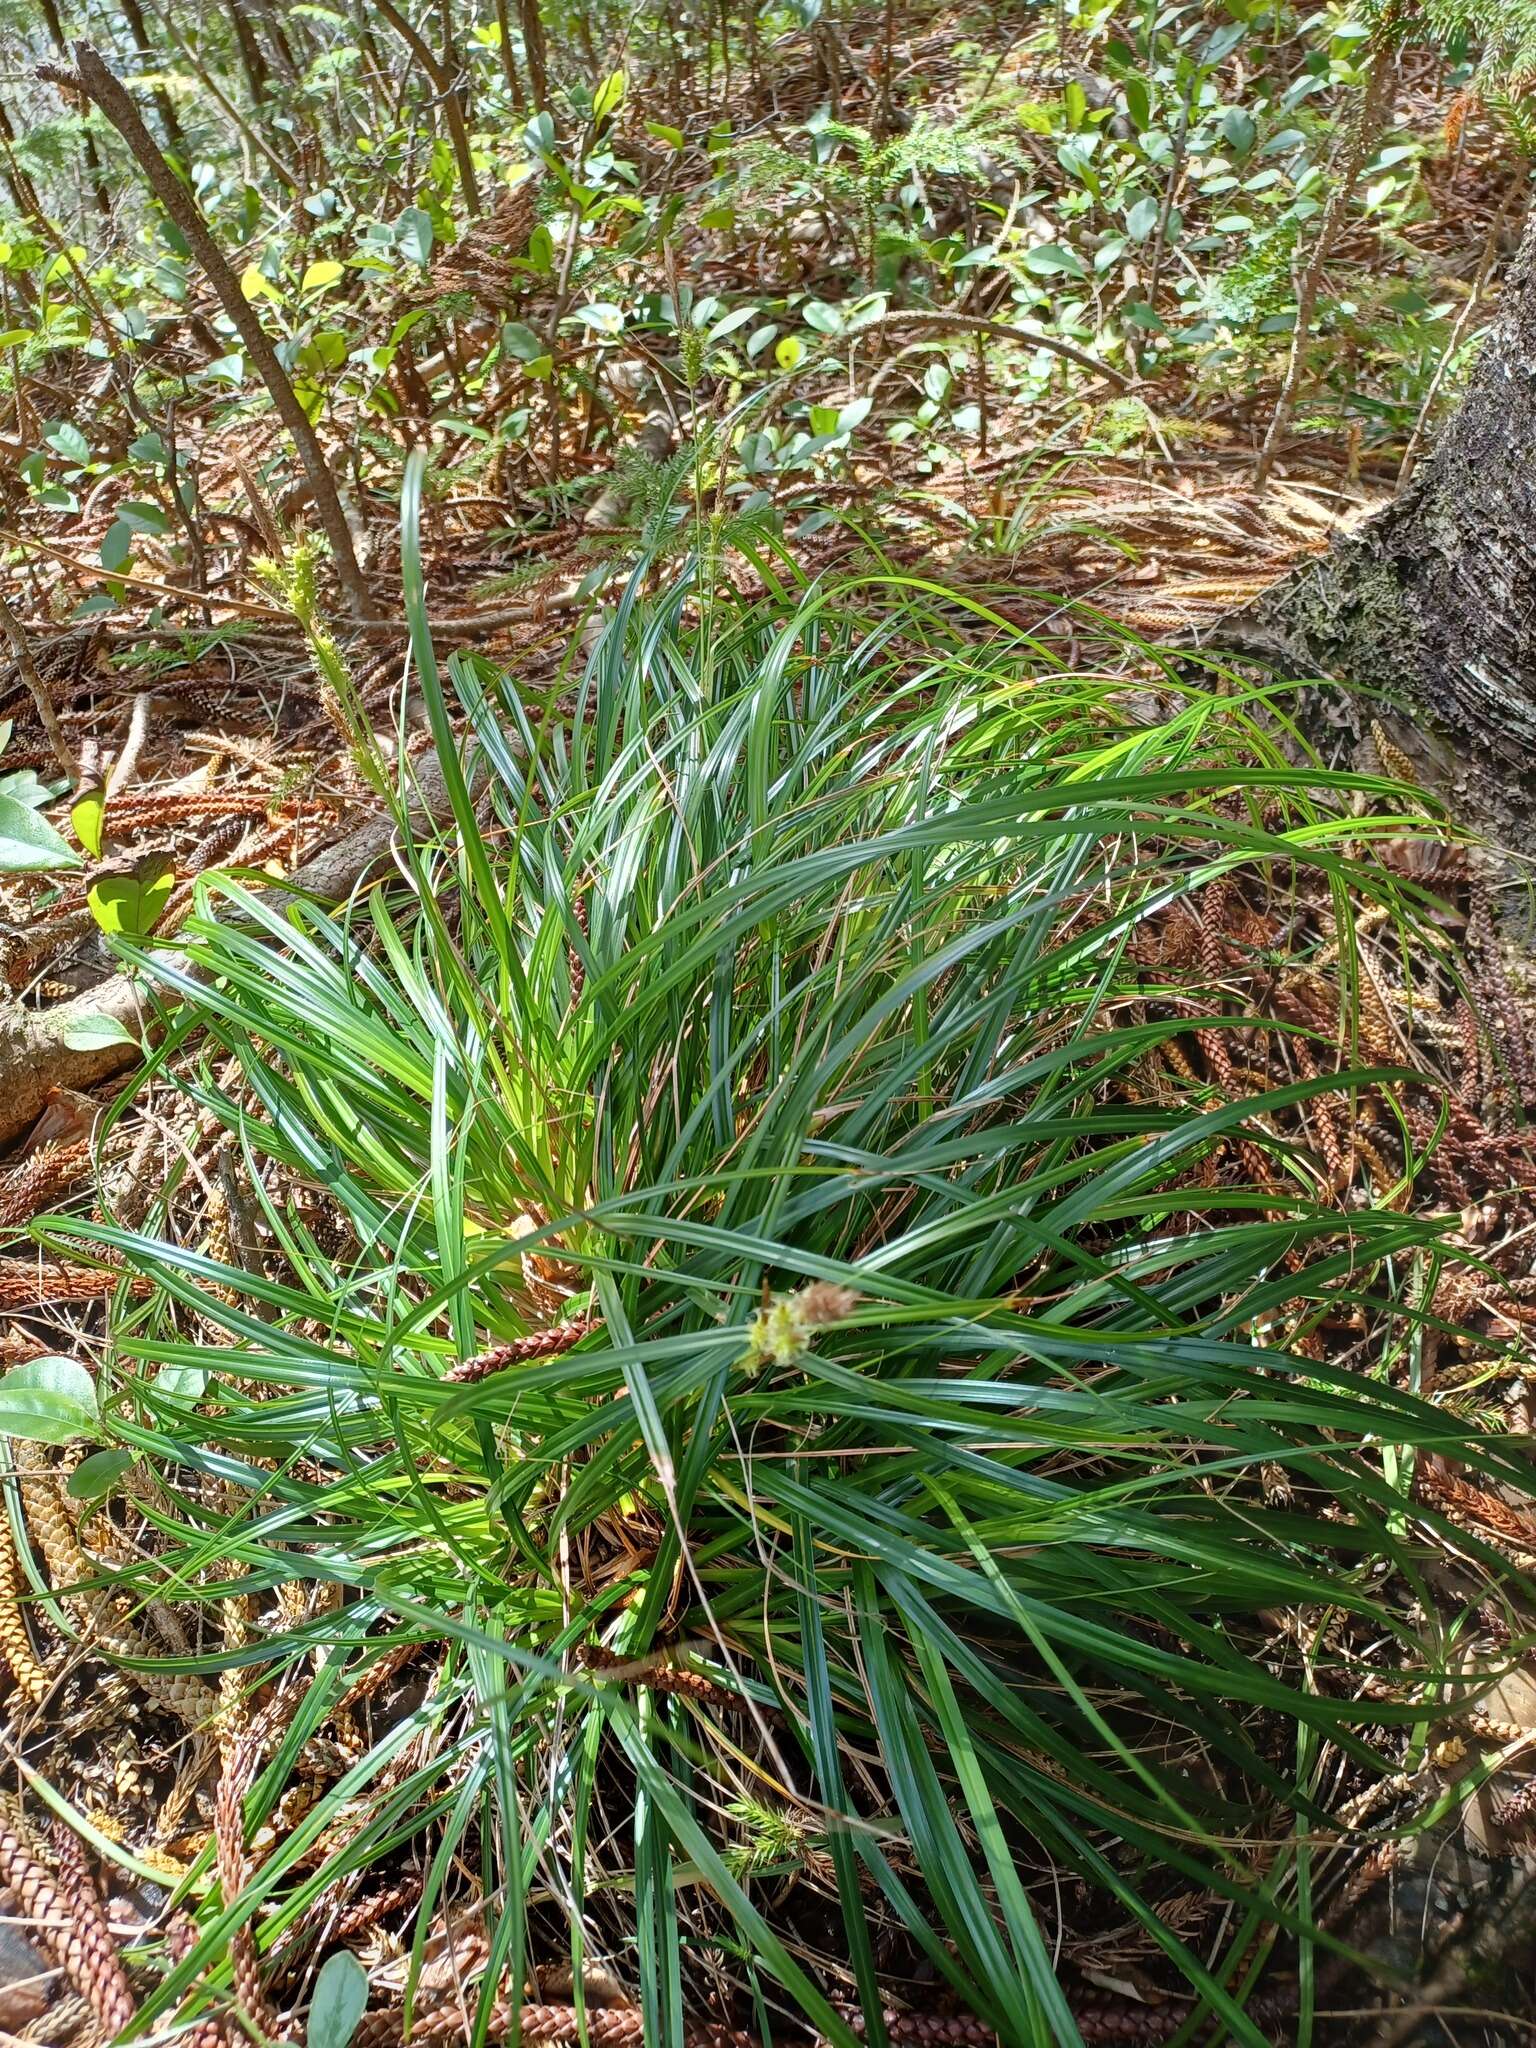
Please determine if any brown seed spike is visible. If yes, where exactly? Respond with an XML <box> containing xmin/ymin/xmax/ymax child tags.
<box><xmin>446</xmin><ymin>1314</ymin><xmax>596</xmax><ymax>1383</ymax></box>
<box><xmin>1496</xmin><ymin>1779</ymin><xmax>1536</xmax><ymax>1836</ymax></box>
<box><xmin>165</xmin><ymin>1911</ymin><xmax>226</xmax><ymax>2048</ymax></box>
<box><xmin>0</xmin><ymin>1799</ymin><xmax>133</xmax><ymax>2037</ymax></box>
<box><xmin>0</xmin><ymin>1258</ymin><xmax>147</xmax><ymax>1309</ymax></box>
<box><xmin>349</xmin><ymin>2000</ymin><xmax>752</xmax><ymax>2048</ymax></box>
<box><xmin>0</xmin><ymin>1140</ymin><xmax>94</xmax><ymax>1231</ymax></box>
<box><xmin>0</xmin><ymin>1499</ymin><xmax>48</xmax><ymax>1705</ymax></box>
<box><xmin>48</xmin><ymin>1822</ymin><xmax>137</xmax><ymax>2038</ymax></box>
<box><xmin>794</xmin><ymin>1281</ymin><xmax>860</xmax><ymax>1325</ymax></box>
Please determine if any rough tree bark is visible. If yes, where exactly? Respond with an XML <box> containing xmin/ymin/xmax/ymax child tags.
<box><xmin>1231</xmin><ymin>209</ymin><xmax>1536</xmax><ymax>848</ymax></box>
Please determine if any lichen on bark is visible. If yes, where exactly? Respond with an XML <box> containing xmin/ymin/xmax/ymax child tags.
<box><xmin>1228</xmin><ymin>212</ymin><xmax>1536</xmax><ymax>847</ymax></box>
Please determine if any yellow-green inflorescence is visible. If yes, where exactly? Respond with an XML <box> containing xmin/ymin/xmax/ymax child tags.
<box><xmin>744</xmin><ymin>1281</ymin><xmax>860</xmax><ymax>1367</ymax></box>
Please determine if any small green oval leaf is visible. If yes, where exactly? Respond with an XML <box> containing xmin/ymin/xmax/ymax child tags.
<box><xmin>500</xmin><ymin>320</ymin><xmax>545</xmax><ymax>362</ymax></box>
<box><xmin>71</xmin><ymin>779</ymin><xmax>105</xmax><ymax>859</ymax></box>
<box><xmin>155</xmin><ymin>1362</ymin><xmax>207</xmax><ymax>1400</ymax></box>
<box><xmin>114</xmin><ymin>500</ymin><xmax>168</xmax><ymax>536</ymax></box>
<box><xmin>100</xmin><ymin>521</ymin><xmax>134</xmax><ymax>573</ymax></box>
<box><xmin>308</xmin><ymin>1951</ymin><xmax>369</xmax><ymax>2048</ymax></box>
<box><xmin>60</xmin><ymin>1013</ymin><xmax>138</xmax><ymax>1054</ymax></box>
<box><xmin>396</xmin><ymin>206</ymin><xmax>434</xmax><ymax>268</ymax></box>
<box><xmin>1125</xmin><ymin>196</ymin><xmax>1159</xmax><ymax>241</ymax></box>
<box><xmin>592</xmin><ymin>69</ymin><xmax>626</xmax><ymax>122</ymax></box>
<box><xmin>66</xmin><ymin>1448</ymin><xmax>133</xmax><ymax>1501</ymax></box>
<box><xmin>1022</xmin><ymin>243</ymin><xmax>1088</xmax><ymax>278</ymax></box>
<box><xmin>0</xmin><ymin>1357</ymin><xmax>99</xmax><ymax>1446</ymax></box>
<box><xmin>43</xmin><ymin>419</ymin><xmax>90</xmax><ymax>464</ymax></box>
<box><xmin>239</xmin><ymin>262</ymin><xmax>283</xmax><ymax>303</ymax></box>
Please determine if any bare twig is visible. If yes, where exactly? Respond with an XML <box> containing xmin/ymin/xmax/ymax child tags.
<box><xmin>1255</xmin><ymin>38</ymin><xmax>1397</xmax><ymax>489</ymax></box>
<box><xmin>104</xmin><ymin>690</ymin><xmax>151</xmax><ymax>799</ymax></box>
<box><xmin>372</xmin><ymin>0</ymin><xmax>482</xmax><ymax>212</ymax></box>
<box><xmin>0</xmin><ymin>593</ymin><xmax>74</xmax><ymax>779</ymax></box>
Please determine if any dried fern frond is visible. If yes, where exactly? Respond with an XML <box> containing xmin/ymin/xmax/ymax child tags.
<box><xmin>422</xmin><ymin>178</ymin><xmax>539</xmax><ymax>312</ymax></box>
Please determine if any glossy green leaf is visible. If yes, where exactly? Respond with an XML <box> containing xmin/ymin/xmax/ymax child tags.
<box><xmin>1023</xmin><ymin>242</ymin><xmax>1087</xmax><ymax>277</ymax></box>
<box><xmin>71</xmin><ymin>779</ymin><xmax>105</xmax><ymax>859</ymax></box>
<box><xmin>0</xmin><ymin>793</ymin><xmax>78</xmax><ymax>872</ymax></box>
<box><xmin>87</xmin><ymin>851</ymin><xmax>175</xmax><ymax>940</ymax></box>
<box><xmin>0</xmin><ymin>1358</ymin><xmax>99</xmax><ymax>1445</ymax></box>
<box><xmin>239</xmin><ymin>262</ymin><xmax>283</xmax><ymax>303</ymax></box>
<box><xmin>67</xmin><ymin>1449</ymin><xmax>134</xmax><ymax>1500</ymax></box>
<box><xmin>1126</xmin><ymin>195</ymin><xmax>1160</xmax><ymax>240</ymax></box>
<box><xmin>396</xmin><ymin>206</ymin><xmax>434</xmax><ymax>268</ymax></box>
<box><xmin>100</xmin><ymin>521</ymin><xmax>134</xmax><ymax>572</ymax></box>
<box><xmin>500</xmin><ymin>320</ymin><xmax>545</xmax><ymax>361</ymax></box>
<box><xmin>60</xmin><ymin>1012</ymin><xmax>138</xmax><ymax>1053</ymax></box>
<box><xmin>592</xmin><ymin>69</ymin><xmax>626</xmax><ymax>121</ymax></box>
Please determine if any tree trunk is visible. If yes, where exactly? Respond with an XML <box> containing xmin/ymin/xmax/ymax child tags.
<box><xmin>0</xmin><ymin>99</ymin><xmax>44</xmax><ymax>220</ymax></box>
<box><xmin>38</xmin><ymin>0</ymin><xmax>112</xmax><ymax>222</ymax></box>
<box><xmin>1236</xmin><ymin>210</ymin><xmax>1536</xmax><ymax>849</ymax></box>
<box><xmin>51</xmin><ymin>44</ymin><xmax>372</xmax><ymax>620</ymax></box>
<box><xmin>520</xmin><ymin>0</ymin><xmax>549</xmax><ymax>111</ymax></box>
<box><xmin>225</xmin><ymin>0</ymin><xmax>273</xmax><ymax>105</ymax></box>
<box><xmin>119</xmin><ymin>0</ymin><xmax>190</xmax><ymax>160</ymax></box>
<box><xmin>494</xmin><ymin>0</ymin><xmax>526</xmax><ymax>105</ymax></box>
<box><xmin>373</xmin><ymin>0</ymin><xmax>483</xmax><ymax>214</ymax></box>
<box><xmin>250</xmin><ymin>0</ymin><xmax>304</xmax><ymax>85</ymax></box>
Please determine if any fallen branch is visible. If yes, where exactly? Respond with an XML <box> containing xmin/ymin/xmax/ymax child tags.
<box><xmin>0</xmin><ymin>530</ymin><xmax>594</xmax><ymax>637</ymax></box>
<box><xmin>871</xmin><ymin>308</ymin><xmax>1131</xmax><ymax>390</ymax></box>
<box><xmin>0</xmin><ymin>529</ymin><xmax>297</xmax><ymax>623</ymax></box>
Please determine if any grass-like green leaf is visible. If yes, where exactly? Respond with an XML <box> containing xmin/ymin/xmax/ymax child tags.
<box><xmin>42</xmin><ymin>540</ymin><xmax>1521</xmax><ymax>2044</ymax></box>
